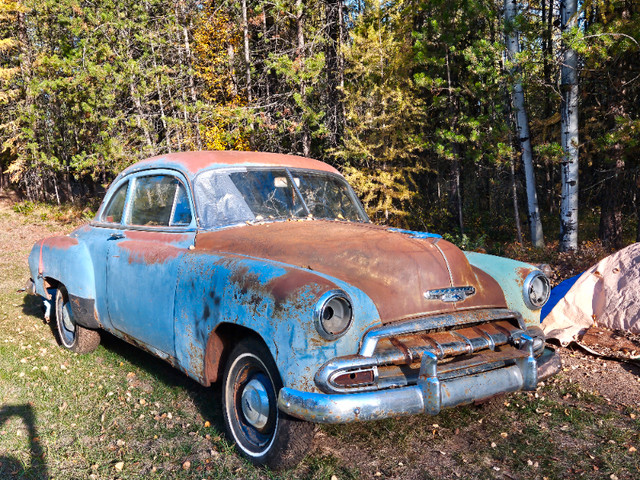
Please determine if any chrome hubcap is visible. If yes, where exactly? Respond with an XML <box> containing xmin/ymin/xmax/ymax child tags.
<box><xmin>241</xmin><ymin>378</ymin><xmax>270</xmax><ymax>429</ymax></box>
<box><xmin>61</xmin><ymin>304</ymin><xmax>74</xmax><ymax>332</ymax></box>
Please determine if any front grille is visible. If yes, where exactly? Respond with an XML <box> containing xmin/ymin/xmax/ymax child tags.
<box><xmin>316</xmin><ymin>309</ymin><xmax>543</xmax><ymax>394</ymax></box>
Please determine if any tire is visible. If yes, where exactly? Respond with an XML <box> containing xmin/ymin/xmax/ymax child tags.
<box><xmin>222</xmin><ymin>337</ymin><xmax>314</xmax><ymax>470</ymax></box>
<box><xmin>55</xmin><ymin>286</ymin><xmax>100</xmax><ymax>354</ymax></box>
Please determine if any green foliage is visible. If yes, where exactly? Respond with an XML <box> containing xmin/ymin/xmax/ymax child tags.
<box><xmin>441</xmin><ymin>232</ymin><xmax>487</xmax><ymax>251</ymax></box>
<box><xmin>334</xmin><ymin>1</ymin><xmax>427</xmax><ymax>225</ymax></box>
<box><xmin>0</xmin><ymin>0</ymin><xmax>638</xmax><ymax>248</ymax></box>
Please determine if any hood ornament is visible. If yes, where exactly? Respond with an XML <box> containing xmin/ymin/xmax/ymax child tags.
<box><xmin>424</xmin><ymin>286</ymin><xmax>476</xmax><ymax>303</ymax></box>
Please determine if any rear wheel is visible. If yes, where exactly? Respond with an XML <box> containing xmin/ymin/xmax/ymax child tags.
<box><xmin>55</xmin><ymin>286</ymin><xmax>100</xmax><ymax>354</ymax></box>
<box><xmin>222</xmin><ymin>337</ymin><xmax>314</xmax><ymax>469</ymax></box>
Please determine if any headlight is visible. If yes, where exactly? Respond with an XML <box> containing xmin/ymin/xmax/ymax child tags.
<box><xmin>315</xmin><ymin>290</ymin><xmax>353</xmax><ymax>340</ymax></box>
<box><xmin>523</xmin><ymin>271</ymin><xmax>551</xmax><ymax>309</ymax></box>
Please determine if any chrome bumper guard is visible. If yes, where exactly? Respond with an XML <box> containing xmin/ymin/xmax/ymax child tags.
<box><xmin>278</xmin><ymin>345</ymin><xmax>561</xmax><ymax>424</ymax></box>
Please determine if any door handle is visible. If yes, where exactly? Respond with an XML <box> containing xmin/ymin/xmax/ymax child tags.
<box><xmin>109</xmin><ymin>232</ymin><xmax>125</xmax><ymax>240</ymax></box>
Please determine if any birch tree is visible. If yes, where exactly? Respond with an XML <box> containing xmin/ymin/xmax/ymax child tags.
<box><xmin>559</xmin><ymin>0</ymin><xmax>579</xmax><ymax>251</ymax></box>
<box><xmin>504</xmin><ymin>0</ymin><xmax>544</xmax><ymax>247</ymax></box>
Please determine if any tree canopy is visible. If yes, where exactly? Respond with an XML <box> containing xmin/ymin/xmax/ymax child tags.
<box><xmin>0</xmin><ymin>0</ymin><xmax>638</xmax><ymax>249</ymax></box>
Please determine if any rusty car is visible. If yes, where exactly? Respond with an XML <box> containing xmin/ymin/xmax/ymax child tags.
<box><xmin>26</xmin><ymin>151</ymin><xmax>560</xmax><ymax>469</ymax></box>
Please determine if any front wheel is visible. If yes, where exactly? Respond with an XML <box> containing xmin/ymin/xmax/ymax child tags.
<box><xmin>222</xmin><ymin>338</ymin><xmax>314</xmax><ymax>469</ymax></box>
<box><xmin>55</xmin><ymin>286</ymin><xmax>100</xmax><ymax>354</ymax></box>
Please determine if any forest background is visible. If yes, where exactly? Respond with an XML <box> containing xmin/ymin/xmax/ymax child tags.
<box><xmin>0</xmin><ymin>0</ymin><xmax>638</xmax><ymax>257</ymax></box>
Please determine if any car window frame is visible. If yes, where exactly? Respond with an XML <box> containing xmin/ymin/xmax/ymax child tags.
<box><xmin>93</xmin><ymin>168</ymin><xmax>197</xmax><ymax>232</ymax></box>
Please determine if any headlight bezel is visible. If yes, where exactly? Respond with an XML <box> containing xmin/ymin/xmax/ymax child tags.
<box><xmin>523</xmin><ymin>270</ymin><xmax>551</xmax><ymax>310</ymax></box>
<box><xmin>314</xmin><ymin>290</ymin><xmax>353</xmax><ymax>340</ymax></box>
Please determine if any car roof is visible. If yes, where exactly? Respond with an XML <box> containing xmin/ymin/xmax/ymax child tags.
<box><xmin>120</xmin><ymin>151</ymin><xmax>341</xmax><ymax>179</ymax></box>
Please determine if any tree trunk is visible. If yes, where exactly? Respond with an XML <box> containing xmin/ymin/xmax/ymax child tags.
<box><xmin>504</xmin><ymin>0</ymin><xmax>544</xmax><ymax>247</ymax></box>
<box><xmin>180</xmin><ymin>7</ymin><xmax>202</xmax><ymax>150</ymax></box>
<box><xmin>599</xmin><ymin>155</ymin><xmax>625</xmax><ymax>249</ymax></box>
<box><xmin>325</xmin><ymin>0</ymin><xmax>343</xmax><ymax>149</ymax></box>
<box><xmin>510</xmin><ymin>156</ymin><xmax>524</xmax><ymax>244</ymax></box>
<box><xmin>636</xmin><ymin>171</ymin><xmax>640</xmax><ymax>243</ymax></box>
<box><xmin>445</xmin><ymin>48</ymin><xmax>463</xmax><ymax>234</ymax></box>
<box><xmin>296</xmin><ymin>0</ymin><xmax>311</xmax><ymax>156</ymax></box>
<box><xmin>559</xmin><ymin>0</ymin><xmax>579</xmax><ymax>251</ymax></box>
<box><xmin>242</xmin><ymin>0</ymin><xmax>252</xmax><ymax>102</ymax></box>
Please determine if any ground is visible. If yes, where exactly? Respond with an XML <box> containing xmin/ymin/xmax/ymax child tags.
<box><xmin>0</xmin><ymin>192</ymin><xmax>638</xmax><ymax>480</ymax></box>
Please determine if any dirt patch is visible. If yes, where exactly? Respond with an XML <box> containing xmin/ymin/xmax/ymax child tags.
<box><xmin>559</xmin><ymin>346</ymin><xmax>640</xmax><ymax>408</ymax></box>
<box><xmin>0</xmin><ymin>193</ymin><xmax>79</xmax><ymax>292</ymax></box>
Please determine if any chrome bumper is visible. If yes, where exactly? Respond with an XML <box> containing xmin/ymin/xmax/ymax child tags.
<box><xmin>278</xmin><ymin>346</ymin><xmax>560</xmax><ymax>423</ymax></box>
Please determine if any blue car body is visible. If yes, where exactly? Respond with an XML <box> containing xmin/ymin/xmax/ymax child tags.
<box><xmin>27</xmin><ymin>151</ymin><xmax>560</xmax><ymax>439</ymax></box>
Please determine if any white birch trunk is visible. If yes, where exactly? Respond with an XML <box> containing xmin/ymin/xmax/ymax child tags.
<box><xmin>560</xmin><ymin>0</ymin><xmax>579</xmax><ymax>251</ymax></box>
<box><xmin>296</xmin><ymin>0</ymin><xmax>311</xmax><ymax>156</ymax></box>
<box><xmin>242</xmin><ymin>0</ymin><xmax>252</xmax><ymax>102</ymax></box>
<box><xmin>504</xmin><ymin>0</ymin><xmax>544</xmax><ymax>247</ymax></box>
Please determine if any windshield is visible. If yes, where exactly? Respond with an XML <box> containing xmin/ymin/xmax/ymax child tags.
<box><xmin>193</xmin><ymin>168</ymin><xmax>368</xmax><ymax>229</ymax></box>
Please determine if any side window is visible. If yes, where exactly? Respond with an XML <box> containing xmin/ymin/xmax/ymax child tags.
<box><xmin>170</xmin><ymin>183</ymin><xmax>193</xmax><ymax>226</ymax></box>
<box><xmin>129</xmin><ymin>175</ymin><xmax>192</xmax><ymax>227</ymax></box>
<box><xmin>102</xmin><ymin>181</ymin><xmax>129</xmax><ymax>224</ymax></box>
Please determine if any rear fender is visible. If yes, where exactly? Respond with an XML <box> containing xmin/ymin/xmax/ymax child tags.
<box><xmin>28</xmin><ymin>236</ymin><xmax>98</xmax><ymax>327</ymax></box>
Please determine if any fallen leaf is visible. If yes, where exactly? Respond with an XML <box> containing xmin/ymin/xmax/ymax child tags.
<box><xmin>114</xmin><ymin>461</ymin><xmax>124</xmax><ymax>472</ymax></box>
<box><xmin>182</xmin><ymin>460</ymin><xmax>191</xmax><ymax>470</ymax></box>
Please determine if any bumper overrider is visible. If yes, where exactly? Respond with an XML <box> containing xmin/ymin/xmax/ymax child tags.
<box><xmin>278</xmin><ymin>309</ymin><xmax>562</xmax><ymax>423</ymax></box>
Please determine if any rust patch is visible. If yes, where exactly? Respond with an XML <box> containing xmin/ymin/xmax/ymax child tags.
<box><xmin>124</xmin><ymin>230</ymin><xmax>191</xmax><ymax>243</ymax></box>
<box><xmin>122</xmin><ymin>151</ymin><xmax>340</xmax><ymax>176</ymax></box>
<box><xmin>266</xmin><ymin>270</ymin><xmax>335</xmax><ymax>309</ymax></box>
<box><xmin>462</xmin><ymin>266</ymin><xmax>507</xmax><ymax>310</ymax></box>
<box><xmin>515</xmin><ymin>266</ymin><xmax>532</xmax><ymax>287</ymax></box>
<box><xmin>118</xmin><ymin>240</ymin><xmax>183</xmax><ymax>265</ymax></box>
<box><xmin>195</xmin><ymin>222</ymin><xmax>506</xmax><ymax>323</ymax></box>
<box><xmin>72</xmin><ymin>225</ymin><xmax>92</xmax><ymax>234</ymax></box>
<box><xmin>390</xmin><ymin>337</ymin><xmax>413</xmax><ymax>364</ymax></box>
<box><xmin>44</xmin><ymin>236</ymin><xmax>78</xmax><ymax>250</ymax></box>
<box><xmin>203</xmin><ymin>330</ymin><xmax>225</xmax><ymax>385</ymax></box>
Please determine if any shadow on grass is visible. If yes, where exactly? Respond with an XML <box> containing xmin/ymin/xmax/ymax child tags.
<box><xmin>97</xmin><ymin>331</ymin><xmax>226</xmax><ymax>433</ymax></box>
<box><xmin>22</xmin><ymin>292</ymin><xmax>228</xmax><ymax>446</ymax></box>
<box><xmin>0</xmin><ymin>404</ymin><xmax>48</xmax><ymax>479</ymax></box>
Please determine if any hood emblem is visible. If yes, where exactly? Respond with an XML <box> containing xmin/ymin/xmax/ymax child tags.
<box><xmin>424</xmin><ymin>286</ymin><xmax>476</xmax><ymax>303</ymax></box>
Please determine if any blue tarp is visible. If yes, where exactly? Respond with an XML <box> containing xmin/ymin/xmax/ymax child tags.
<box><xmin>540</xmin><ymin>273</ymin><xmax>582</xmax><ymax>322</ymax></box>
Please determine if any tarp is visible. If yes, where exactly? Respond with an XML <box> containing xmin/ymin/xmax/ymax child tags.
<box><xmin>542</xmin><ymin>242</ymin><xmax>640</xmax><ymax>345</ymax></box>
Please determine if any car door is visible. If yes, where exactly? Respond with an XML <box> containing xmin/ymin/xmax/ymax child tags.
<box><xmin>105</xmin><ymin>170</ymin><xmax>196</xmax><ymax>359</ymax></box>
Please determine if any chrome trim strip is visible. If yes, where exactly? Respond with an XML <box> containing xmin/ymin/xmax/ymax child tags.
<box><xmin>359</xmin><ymin>309</ymin><xmax>524</xmax><ymax>357</ymax></box>
<box><xmin>432</xmin><ymin>240</ymin><xmax>455</xmax><ymax>287</ymax></box>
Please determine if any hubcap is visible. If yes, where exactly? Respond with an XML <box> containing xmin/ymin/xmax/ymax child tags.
<box><xmin>61</xmin><ymin>304</ymin><xmax>74</xmax><ymax>333</ymax></box>
<box><xmin>241</xmin><ymin>378</ymin><xmax>270</xmax><ymax>429</ymax></box>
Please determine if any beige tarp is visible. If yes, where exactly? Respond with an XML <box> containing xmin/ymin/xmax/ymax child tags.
<box><xmin>542</xmin><ymin>243</ymin><xmax>640</xmax><ymax>345</ymax></box>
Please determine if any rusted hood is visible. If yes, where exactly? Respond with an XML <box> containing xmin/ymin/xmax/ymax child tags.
<box><xmin>195</xmin><ymin>221</ymin><xmax>506</xmax><ymax>323</ymax></box>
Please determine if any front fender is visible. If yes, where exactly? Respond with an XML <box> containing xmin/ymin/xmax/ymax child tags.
<box><xmin>464</xmin><ymin>251</ymin><xmax>543</xmax><ymax>327</ymax></box>
<box><xmin>173</xmin><ymin>252</ymin><xmax>380</xmax><ymax>392</ymax></box>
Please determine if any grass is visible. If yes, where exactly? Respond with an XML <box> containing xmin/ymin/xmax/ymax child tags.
<box><xmin>0</xmin><ymin>200</ymin><xmax>638</xmax><ymax>479</ymax></box>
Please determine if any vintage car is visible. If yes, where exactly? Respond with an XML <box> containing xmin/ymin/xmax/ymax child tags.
<box><xmin>27</xmin><ymin>151</ymin><xmax>560</xmax><ymax>469</ymax></box>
